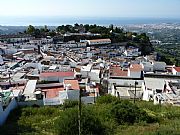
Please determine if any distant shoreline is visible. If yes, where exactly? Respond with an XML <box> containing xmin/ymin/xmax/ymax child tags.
<box><xmin>0</xmin><ymin>17</ymin><xmax>180</xmax><ymax>26</ymax></box>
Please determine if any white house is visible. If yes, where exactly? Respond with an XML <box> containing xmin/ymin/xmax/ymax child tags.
<box><xmin>172</xmin><ymin>67</ymin><xmax>180</xmax><ymax>76</ymax></box>
<box><xmin>87</xmin><ymin>39</ymin><xmax>111</xmax><ymax>46</ymax></box>
<box><xmin>80</xmin><ymin>64</ymin><xmax>93</xmax><ymax>78</ymax></box>
<box><xmin>141</xmin><ymin>62</ymin><xmax>153</xmax><ymax>72</ymax></box>
<box><xmin>128</xmin><ymin>64</ymin><xmax>142</xmax><ymax>78</ymax></box>
<box><xmin>23</xmin><ymin>80</ymin><xmax>37</xmax><ymax>101</ymax></box>
<box><xmin>89</xmin><ymin>69</ymin><xmax>101</xmax><ymax>82</ymax></box>
<box><xmin>152</xmin><ymin>62</ymin><xmax>166</xmax><ymax>71</ymax></box>
<box><xmin>124</xmin><ymin>47</ymin><xmax>141</xmax><ymax>57</ymax></box>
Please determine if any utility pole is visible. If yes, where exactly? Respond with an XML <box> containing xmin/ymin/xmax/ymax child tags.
<box><xmin>134</xmin><ymin>81</ymin><xmax>138</xmax><ymax>103</ymax></box>
<box><xmin>78</xmin><ymin>89</ymin><xmax>81</xmax><ymax>135</ymax></box>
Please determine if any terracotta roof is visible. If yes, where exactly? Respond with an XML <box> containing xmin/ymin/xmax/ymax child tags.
<box><xmin>173</xmin><ymin>67</ymin><xmax>180</xmax><ymax>72</ymax></box>
<box><xmin>110</xmin><ymin>65</ymin><xmax>128</xmax><ymax>77</ymax></box>
<box><xmin>130</xmin><ymin>64</ymin><xmax>142</xmax><ymax>72</ymax></box>
<box><xmin>64</xmin><ymin>79</ymin><xmax>80</xmax><ymax>90</ymax></box>
<box><xmin>40</xmin><ymin>71</ymin><xmax>74</xmax><ymax>77</ymax></box>
<box><xmin>88</xmin><ymin>39</ymin><xmax>111</xmax><ymax>42</ymax></box>
<box><xmin>43</xmin><ymin>87</ymin><xmax>64</xmax><ymax>99</ymax></box>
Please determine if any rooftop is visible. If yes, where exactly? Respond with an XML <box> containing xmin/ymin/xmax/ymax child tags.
<box><xmin>40</xmin><ymin>71</ymin><xmax>74</xmax><ymax>77</ymax></box>
<box><xmin>43</xmin><ymin>87</ymin><xmax>64</xmax><ymax>99</ymax></box>
<box><xmin>110</xmin><ymin>65</ymin><xmax>128</xmax><ymax>77</ymax></box>
<box><xmin>88</xmin><ymin>38</ymin><xmax>111</xmax><ymax>43</ymax></box>
<box><xmin>173</xmin><ymin>67</ymin><xmax>180</xmax><ymax>72</ymax></box>
<box><xmin>130</xmin><ymin>64</ymin><xmax>143</xmax><ymax>72</ymax></box>
<box><xmin>64</xmin><ymin>79</ymin><xmax>80</xmax><ymax>90</ymax></box>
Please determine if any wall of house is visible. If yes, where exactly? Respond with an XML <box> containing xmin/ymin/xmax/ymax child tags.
<box><xmin>128</xmin><ymin>69</ymin><xmax>141</xmax><ymax>78</ymax></box>
<box><xmin>81</xmin><ymin>71</ymin><xmax>89</xmax><ymax>78</ymax></box>
<box><xmin>18</xmin><ymin>100</ymin><xmax>44</xmax><ymax>106</ymax></box>
<box><xmin>89</xmin><ymin>71</ymin><xmax>100</xmax><ymax>82</ymax></box>
<box><xmin>129</xmin><ymin>71</ymin><xmax>141</xmax><ymax>78</ymax></box>
<box><xmin>0</xmin><ymin>98</ymin><xmax>18</xmax><ymax>126</ymax></box>
<box><xmin>40</xmin><ymin>76</ymin><xmax>74</xmax><ymax>82</ymax></box>
<box><xmin>172</xmin><ymin>68</ymin><xmax>180</xmax><ymax>76</ymax></box>
<box><xmin>109</xmin><ymin>79</ymin><xmax>144</xmax><ymax>86</ymax></box>
<box><xmin>142</xmin><ymin>64</ymin><xmax>154</xmax><ymax>72</ymax></box>
<box><xmin>82</xmin><ymin>96</ymin><xmax>96</xmax><ymax>104</ymax></box>
<box><xmin>43</xmin><ymin>97</ymin><xmax>63</xmax><ymax>105</ymax></box>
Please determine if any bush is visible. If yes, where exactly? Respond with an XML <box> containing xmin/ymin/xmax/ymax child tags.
<box><xmin>96</xmin><ymin>94</ymin><xmax>119</xmax><ymax>104</ymax></box>
<box><xmin>55</xmin><ymin>107</ymin><xmax>105</xmax><ymax>135</ymax></box>
<box><xmin>62</xmin><ymin>100</ymin><xmax>79</xmax><ymax>110</ymax></box>
<box><xmin>111</xmin><ymin>100</ymin><xmax>156</xmax><ymax>125</ymax></box>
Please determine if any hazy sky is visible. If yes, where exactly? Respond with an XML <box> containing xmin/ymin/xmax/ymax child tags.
<box><xmin>0</xmin><ymin>0</ymin><xmax>180</xmax><ymax>18</ymax></box>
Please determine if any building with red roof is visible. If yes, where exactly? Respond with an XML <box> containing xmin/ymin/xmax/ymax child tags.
<box><xmin>172</xmin><ymin>67</ymin><xmax>180</xmax><ymax>76</ymax></box>
<box><xmin>40</xmin><ymin>71</ymin><xmax>74</xmax><ymax>82</ymax></box>
<box><xmin>64</xmin><ymin>79</ymin><xmax>80</xmax><ymax>90</ymax></box>
<box><xmin>128</xmin><ymin>64</ymin><xmax>143</xmax><ymax>78</ymax></box>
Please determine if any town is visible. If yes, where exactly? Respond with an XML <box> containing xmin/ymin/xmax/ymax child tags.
<box><xmin>0</xmin><ymin>24</ymin><xmax>180</xmax><ymax>127</ymax></box>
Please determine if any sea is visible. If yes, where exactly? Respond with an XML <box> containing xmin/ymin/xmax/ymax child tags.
<box><xmin>0</xmin><ymin>16</ymin><xmax>180</xmax><ymax>26</ymax></box>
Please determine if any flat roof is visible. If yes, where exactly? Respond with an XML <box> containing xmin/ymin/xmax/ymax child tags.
<box><xmin>49</xmin><ymin>65</ymin><xmax>57</xmax><ymax>70</ymax></box>
<box><xmin>23</xmin><ymin>80</ymin><xmax>37</xmax><ymax>95</ymax></box>
<box><xmin>13</xmin><ymin>72</ymin><xmax>26</xmax><ymax>80</ymax></box>
<box><xmin>81</xmin><ymin>64</ymin><xmax>93</xmax><ymax>72</ymax></box>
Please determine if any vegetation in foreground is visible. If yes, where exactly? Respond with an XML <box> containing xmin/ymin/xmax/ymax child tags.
<box><xmin>0</xmin><ymin>95</ymin><xmax>180</xmax><ymax>135</ymax></box>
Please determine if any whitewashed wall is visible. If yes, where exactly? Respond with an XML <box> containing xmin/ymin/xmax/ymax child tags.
<box><xmin>0</xmin><ymin>98</ymin><xmax>18</xmax><ymax>126</ymax></box>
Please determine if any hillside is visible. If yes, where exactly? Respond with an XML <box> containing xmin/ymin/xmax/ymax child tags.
<box><xmin>0</xmin><ymin>96</ymin><xmax>179</xmax><ymax>135</ymax></box>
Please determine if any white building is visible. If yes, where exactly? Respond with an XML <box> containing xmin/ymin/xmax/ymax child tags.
<box><xmin>23</xmin><ymin>80</ymin><xmax>37</xmax><ymax>100</ymax></box>
<box><xmin>152</xmin><ymin>62</ymin><xmax>166</xmax><ymax>71</ymax></box>
<box><xmin>172</xmin><ymin>67</ymin><xmax>180</xmax><ymax>76</ymax></box>
<box><xmin>128</xmin><ymin>64</ymin><xmax>142</xmax><ymax>78</ymax></box>
<box><xmin>89</xmin><ymin>69</ymin><xmax>101</xmax><ymax>82</ymax></box>
<box><xmin>141</xmin><ymin>62</ymin><xmax>153</xmax><ymax>72</ymax></box>
<box><xmin>80</xmin><ymin>64</ymin><xmax>93</xmax><ymax>78</ymax></box>
<box><xmin>124</xmin><ymin>47</ymin><xmax>141</xmax><ymax>57</ymax></box>
<box><xmin>87</xmin><ymin>39</ymin><xmax>111</xmax><ymax>46</ymax></box>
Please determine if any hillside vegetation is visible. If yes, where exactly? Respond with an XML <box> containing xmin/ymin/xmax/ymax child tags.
<box><xmin>0</xmin><ymin>95</ymin><xmax>180</xmax><ymax>135</ymax></box>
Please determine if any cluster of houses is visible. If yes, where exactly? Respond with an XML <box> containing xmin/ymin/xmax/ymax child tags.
<box><xmin>0</xmin><ymin>34</ymin><xmax>180</xmax><ymax>125</ymax></box>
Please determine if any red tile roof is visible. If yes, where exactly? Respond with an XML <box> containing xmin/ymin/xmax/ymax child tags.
<box><xmin>40</xmin><ymin>71</ymin><xmax>74</xmax><ymax>77</ymax></box>
<box><xmin>43</xmin><ymin>87</ymin><xmax>64</xmax><ymax>98</ymax></box>
<box><xmin>174</xmin><ymin>67</ymin><xmax>180</xmax><ymax>72</ymax></box>
<box><xmin>64</xmin><ymin>79</ymin><xmax>80</xmax><ymax>90</ymax></box>
<box><xmin>110</xmin><ymin>65</ymin><xmax>128</xmax><ymax>77</ymax></box>
<box><xmin>89</xmin><ymin>39</ymin><xmax>111</xmax><ymax>43</ymax></box>
<box><xmin>130</xmin><ymin>64</ymin><xmax>142</xmax><ymax>72</ymax></box>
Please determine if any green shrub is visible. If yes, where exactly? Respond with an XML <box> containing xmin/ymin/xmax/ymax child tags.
<box><xmin>55</xmin><ymin>107</ymin><xmax>105</xmax><ymax>135</ymax></box>
<box><xmin>62</xmin><ymin>100</ymin><xmax>79</xmax><ymax>109</ymax></box>
<box><xmin>96</xmin><ymin>94</ymin><xmax>119</xmax><ymax>104</ymax></box>
<box><xmin>111</xmin><ymin>100</ymin><xmax>156</xmax><ymax>125</ymax></box>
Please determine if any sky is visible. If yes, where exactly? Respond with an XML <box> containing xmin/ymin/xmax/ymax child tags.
<box><xmin>0</xmin><ymin>0</ymin><xmax>180</xmax><ymax>18</ymax></box>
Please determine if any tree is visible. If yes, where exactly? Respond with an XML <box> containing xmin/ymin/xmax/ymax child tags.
<box><xmin>55</xmin><ymin>107</ymin><xmax>105</xmax><ymax>135</ymax></box>
<box><xmin>27</xmin><ymin>25</ymin><xmax>35</xmax><ymax>35</ymax></box>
